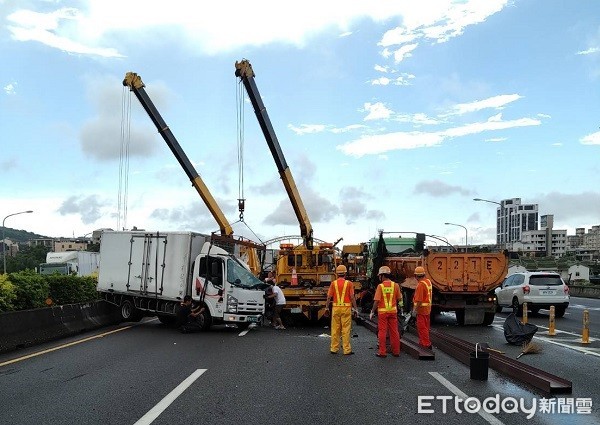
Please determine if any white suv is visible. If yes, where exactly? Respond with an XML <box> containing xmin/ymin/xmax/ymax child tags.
<box><xmin>495</xmin><ymin>271</ymin><xmax>570</xmax><ymax>317</ymax></box>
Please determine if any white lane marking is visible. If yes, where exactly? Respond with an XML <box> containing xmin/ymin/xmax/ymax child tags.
<box><xmin>238</xmin><ymin>323</ymin><xmax>259</xmax><ymax>336</ymax></box>
<box><xmin>492</xmin><ymin>322</ymin><xmax>597</xmax><ymax>341</ymax></box>
<box><xmin>429</xmin><ymin>372</ymin><xmax>506</xmax><ymax>425</ymax></box>
<box><xmin>568</xmin><ymin>304</ymin><xmax>600</xmax><ymax>311</ymax></box>
<box><xmin>133</xmin><ymin>369</ymin><xmax>207</xmax><ymax>425</ymax></box>
<box><xmin>491</xmin><ymin>324</ymin><xmax>600</xmax><ymax>358</ymax></box>
<box><xmin>531</xmin><ymin>337</ymin><xmax>600</xmax><ymax>358</ymax></box>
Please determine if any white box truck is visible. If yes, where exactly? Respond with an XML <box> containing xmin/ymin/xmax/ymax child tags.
<box><xmin>97</xmin><ymin>230</ymin><xmax>266</xmax><ymax>329</ymax></box>
<box><xmin>39</xmin><ymin>251</ymin><xmax>100</xmax><ymax>277</ymax></box>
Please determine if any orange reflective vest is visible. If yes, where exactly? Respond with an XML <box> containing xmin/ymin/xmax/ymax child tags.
<box><xmin>331</xmin><ymin>279</ymin><xmax>351</xmax><ymax>309</ymax></box>
<box><xmin>376</xmin><ymin>280</ymin><xmax>402</xmax><ymax>314</ymax></box>
<box><xmin>413</xmin><ymin>278</ymin><xmax>432</xmax><ymax>315</ymax></box>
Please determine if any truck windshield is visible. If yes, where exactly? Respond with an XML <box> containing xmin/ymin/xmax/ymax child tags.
<box><xmin>227</xmin><ymin>258</ymin><xmax>263</xmax><ymax>288</ymax></box>
<box><xmin>39</xmin><ymin>263</ymin><xmax>70</xmax><ymax>275</ymax></box>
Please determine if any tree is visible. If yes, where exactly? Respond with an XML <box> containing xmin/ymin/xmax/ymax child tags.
<box><xmin>6</xmin><ymin>245</ymin><xmax>51</xmax><ymax>273</ymax></box>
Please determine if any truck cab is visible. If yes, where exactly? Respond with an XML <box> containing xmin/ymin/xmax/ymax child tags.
<box><xmin>193</xmin><ymin>244</ymin><xmax>266</xmax><ymax>327</ymax></box>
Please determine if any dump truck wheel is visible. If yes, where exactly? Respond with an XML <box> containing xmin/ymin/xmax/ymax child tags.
<box><xmin>482</xmin><ymin>312</ymin><xmax>495</xmax><ymax>326</ymax></box>
<box><xmin>455</xmin><ymin>310</ymin><xmax>465</xmax><ymax>326</ymax></box>
<box><xmin>495</xmin><ymin>299</ymin><xmax>503</xmax><ymax>313</ymax></box>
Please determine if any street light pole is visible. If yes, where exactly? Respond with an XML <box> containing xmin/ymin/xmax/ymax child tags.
<box><xmin>444</xmin><ymin>222</ymin><xmax>468</xmax><ymax>253</ymax></box>
<box><xmin>473</xmin><ymin>198</ymin><xmax>503</xmax><ymax>247</ymax></box>
<box><xmin>2</xmin><ymin>210</ymin><xmax>34</xmax><ymax>274</ymax></box>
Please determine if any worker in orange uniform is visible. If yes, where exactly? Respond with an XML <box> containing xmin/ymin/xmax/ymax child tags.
<box><xmin>412</xmin><ymin>266</ymin><xmax>433</xmax><ymax>349</ymax></box>
<box><xmin>326</xmin><ymin>265</ymin><xmax>358</xmax><ymax>355</ymax></box>
<box><xmin>369</xmin><ymin>266</ymin><xmax>402</xmax><ymax>358</ymax></box>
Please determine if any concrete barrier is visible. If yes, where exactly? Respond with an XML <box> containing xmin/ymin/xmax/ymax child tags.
<box><xmin>0</xmin><ymin>300</ymin><xmax>121</xmax><ymax>354</ymax></box>
<box><xmin>568</xmin><ymin>285</ymin><xmax>600</xmax><ymax>299</ymax></box>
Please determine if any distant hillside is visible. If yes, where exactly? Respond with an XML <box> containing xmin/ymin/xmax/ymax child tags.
<box><xmin>1</xmin><ymin>227</ymin><xmax>49</xmax><ymax>243</ymax></box>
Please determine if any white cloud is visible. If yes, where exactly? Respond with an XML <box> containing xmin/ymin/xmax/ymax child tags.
<box><xmin>3</xmin><ymin>82</ymin><xmax>17</xmax><ymax>95</ymax></box>
<box><xmin>392</xmin><ymin>43</ymin><xmax>418</xmax><ymax>63</ymax></box>
<box><xmin>441</xmin><ymin>116</ymin><xmax>541</xmax><ymax>138</ymax></box>
<box><xmin>485</xmin><ymin>137</ymin><xmax>507</xmax><ymax>142</ymax></box>
<box><xmin>337</xmin><ymin>131</ymin><xmax>444</xmax><ymax>157</ymax></box>
<box><xmin>581</xmin><ymin>131</ymin><xmax>600</xmax><ymax>145</ymax></box>
<box><xmin>449</xmin><ymin>94</ymin><xmax>522</xmax><ymax>115</ymax></box>
<box><xmin>288</xmin><ymin>124</ymin><xmax>327</xmax><ymax>135</ymax></box>
<box><xmin>394</xmin><ymin>113</ymin><xmax>441</xmax><ymax>126</ymax></box>
<box><xmin>330</xmin><ymin>124</ymin><xmax>367</xmax><ymax>134</ymax></box>
<box><xmin>374</xmin><ymin>64</ymin><xmax>388</xmax><ymax>73</ymax></box>
<box><xmin>5</xmin><ymin>0</ymin><xmax>509</xmax><ymax>58</ymax></box>
<box><xmin>363</xmin><ymin>102</ymin><xmax>393</xmax><ymax>121</ymax></box>
<box><xmin>336</xmin><ymin>113</ymin><xmax>540</xmax><ymax>157</ymax></box>
<box><xmin>577</xmin><ymin>47</ymin><xmax>600</xmax><ymax>55</ymax></box>
<box><xmin>370</xmin><ymin>77</ymin><xmax>391</xmax><ymax>86</ymax></box>
<box><xmin>7</xmin><ymin>8</ymin><xmax>125</xmax><ymax>57</ymax></box>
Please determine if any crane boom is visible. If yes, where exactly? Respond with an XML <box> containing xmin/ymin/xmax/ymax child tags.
<box><xmin>235</xmin><ymin>60</ymin><xmax>314</xmax><ymax>250</ymax></box>
<box><xmin>122</xmin><ymin>72</ymin><xmax>233</xmax><ymax>236</ymax></box>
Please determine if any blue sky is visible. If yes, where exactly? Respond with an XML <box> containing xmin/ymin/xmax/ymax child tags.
<box><xmin>1</xmin><ymin>0</ymin><xmax>600</xmax><ymax>248</ymax></box>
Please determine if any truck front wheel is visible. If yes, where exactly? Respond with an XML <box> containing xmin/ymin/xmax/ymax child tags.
<box><xmin>120</xmin><ymin>299</ymin><xmax>143</xmax><ymax>322</ymax></box>
<box><xmin>198</xmin><ymin>308</ymin><xmax>212</xmax><ymax>331</ymax></box>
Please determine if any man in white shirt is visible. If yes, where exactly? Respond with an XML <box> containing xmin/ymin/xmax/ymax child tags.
<box><xmin>265</xmin><ymin>284</ymin><xmax>286</xmax><ymax>329</ymax></box>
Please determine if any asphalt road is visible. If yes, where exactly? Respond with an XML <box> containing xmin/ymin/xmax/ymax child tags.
<box><xmin>1</xmin><ymin>298</ymin><xmax>600</xmax><ymax>425</ymax></box>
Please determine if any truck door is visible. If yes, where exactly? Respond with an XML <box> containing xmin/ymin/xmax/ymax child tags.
<box><xmin>196</xmin><ymin>256</ymin><xmax>225</xmax><ymax>305</ymax></box>
<box><xmin>128</xmin><ymin>233</ymin><xmax>167</xmax><ymax>295</ymax></box>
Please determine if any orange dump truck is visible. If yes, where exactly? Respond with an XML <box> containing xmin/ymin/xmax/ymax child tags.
<box><xmin>355</xmin><ymin>232</ymin><xmax>509</xmax><ymax>325</ymax></box>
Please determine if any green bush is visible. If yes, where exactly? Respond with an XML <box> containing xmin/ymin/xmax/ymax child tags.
<box><xmin>10</xmin><ymin>270</ymin><xmax>50</xmax><ymax>310</ymax></box>
<box><xmin>47</xmin><ymin>275</ymin><xmax>99</xmax><ymax>305</ymax></box>
<box><xmin>0</xmin><ymin>274</ymin><xmax>17</xmax><ymax>312</ymax></box>
<box><xmin>1</xmin><ymin>271</ymin><xmax>100</xmax><ymax>311</ymax></box>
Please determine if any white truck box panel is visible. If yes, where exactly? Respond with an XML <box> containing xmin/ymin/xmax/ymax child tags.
<box><xmin>98</xmin><ymin>231</ymin><xmax>208</xmax><ymax>300</ymax></box>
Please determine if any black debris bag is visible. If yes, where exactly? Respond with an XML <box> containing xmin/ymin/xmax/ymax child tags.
<box><xmin>503</xmin><ymin>313</ymin><xmax>538</xmax><ymax>345</ymax></box>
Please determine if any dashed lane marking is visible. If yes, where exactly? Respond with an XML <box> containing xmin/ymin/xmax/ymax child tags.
<box><xmin>429</xmin><ymin>372</ymin><xmax>506</xmax><ymax>425</ymax></box>
<box><xmin>133</xmin><ymin>369</ymin><xmax>207</xmax><ymax>425</ymax></box>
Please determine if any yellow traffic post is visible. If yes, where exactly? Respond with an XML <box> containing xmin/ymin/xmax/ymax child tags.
<box><xmin>522</xmin><ymin>302</ymin><xmax>528</xmax><ymax>324</ymax></box>
<box><xmin>548</xmin><ymin>305</ymin><xmax>556</xmax><ymax>336</ymax></box>
<box><xmin>582</xmin><ymin>309</ymin><xmax>590</xmax><ymax>344</ymax></box>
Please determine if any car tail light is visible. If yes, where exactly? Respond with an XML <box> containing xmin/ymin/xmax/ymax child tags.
<box><xmin>523</xmin><ymin>285</ymin><xmax>530</xmax><ymax>294</ymax></box>
<box><xmin>564</xmin><ymin>285</ymin><xmax>569</xmax><ymax>294</ymax></box>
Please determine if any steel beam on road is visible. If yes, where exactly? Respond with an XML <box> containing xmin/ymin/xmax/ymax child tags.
<box><xmin>428</xmin><ymin>327</ymin><xmax>572</xmax><ymax>395</ymax></box>
<box><xmin>355</xmin><ymin>315</ymin><xmax>435</xmax><ymax>360</ymax></box>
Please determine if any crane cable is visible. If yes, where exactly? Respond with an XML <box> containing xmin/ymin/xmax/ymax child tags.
<box><xmin>118</xmin><ymin>86</ymin><xmax>132</xmax><ymax>231</ymax></box>
<box><xmin>236</xmin><ymin>80</ymin><xmax>245</xmax><ymax>222</ymax></box>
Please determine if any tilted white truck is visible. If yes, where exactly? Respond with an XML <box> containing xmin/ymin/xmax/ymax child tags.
<box><xmin>97</xmin><ymin>230</ymin><xmax>266</xmax><ymax>329</ymax></box>
<box><xmin>39</xmin><ymin>251</ymin><xmax>100</xmax><ymax>277</ymax></box>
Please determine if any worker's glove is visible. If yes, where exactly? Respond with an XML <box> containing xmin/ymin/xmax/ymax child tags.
<box><xmin>369</xmin><ymin>312</ymin><xmax>374</xmax><ymax>320</ymax></box>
